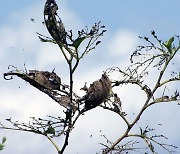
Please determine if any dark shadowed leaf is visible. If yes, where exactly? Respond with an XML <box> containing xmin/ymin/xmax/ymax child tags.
<box><xmin>46</xmin><ymin>126</ymin><xmax>55</xmax><ymax>135</ymax></box>
<box><xmin>96</xmin><ymin>41</ymin><xmax>101</xmax><ymax>45</ymax></box>
<box><xmin>73</xmin><ymin>37</ymin><xmax>86</xmax><ymax>49</ymax></box>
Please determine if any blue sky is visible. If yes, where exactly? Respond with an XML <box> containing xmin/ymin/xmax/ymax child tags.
<box><xmin>0</xmin><ymin>0</ymin><xmax>180</xmax><ymax>154</ymax></box>
<box><xmin>1</xmin><ymin>0</ymin><xmax>180</xmax><ymax>34</ymax></box>
<box><xmin>67</xmin><ymin>0</ymin><xmax>180</xmax><ymax>34</ymax></box>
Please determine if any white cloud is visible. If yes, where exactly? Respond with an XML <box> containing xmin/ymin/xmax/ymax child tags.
<box><xmin>59</xmin><ymin>1</ymin><xmax>85</xmax><ymax>32</ymax></box>
<box><xmin>0</xmin><ymin>2</ymin><xmax>86</xmax><ymax>153</ymax></box>
<box><xmin>0</xmin><ymin>1</ymin><xmax>84</xmax><ymax>69</ymax></box>
<box><xmin>36</xmin><ymin>43</ymin><xmax>63</xmax><ymax>69</ymax></box>
<box><xmin>0</xmin><ymin>0</ymin><xmax>86</xmax><ymax>117</ymax></box>
<box><xmin>0</xmin><ymin>27</ymin><xmax>17</xmax><ymax>59</ymax></box>
<box><xmin>108</xmin><ymin>29</ymin><xmax>138</xmax><ymax>56</ymax></box>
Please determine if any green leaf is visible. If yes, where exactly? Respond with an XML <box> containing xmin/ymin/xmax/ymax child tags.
<box><xmin>164</xmin><ymin>36</ymin><xmax>174</xmax><ymax>54</ymax></box>
<box><xmin>73</xmin><ymin>37</ymin><xmax>86</xmax><ymax>49</ymax></box>
<box><xmin>38</xmin><ymin>36</ymin><xmax>51</xmax><ymax>43</ymax></box>
<box><xmin>2</xmin><ymin>137</ymin><xmax>6</xmax><ymax>144</ymax></box>
<box><xmin>166</xmin><ymin>36</ymin><xmax>174</xmax><ymax>48</ymax></box>
<box><xmin>38</xmin><ymin>36</ymin><xmax>47</xmax><ymax>42</ymax></box>
<box><xmin>0</xmin><ymin>144</ymin><xmax>4</xmax><ymax>150</ymax></box>
<box><xmin>37</xmin><ymin>36</ymin><xmax>56</xmax><ymax>44</ymax></box>
<box><xmin>46</xmin><ymin>127</ymin><xmax>55</xmax><ymax>135</ymax></box>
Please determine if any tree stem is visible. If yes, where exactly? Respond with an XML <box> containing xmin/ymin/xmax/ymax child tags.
<box><xmin>46</xmin><ymin>135</ymin><xmax>61</xmax><ymax>153</ymax></box>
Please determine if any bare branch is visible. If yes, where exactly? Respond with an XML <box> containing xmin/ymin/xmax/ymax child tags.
<box><xmin>104</xmin><ymin>34</ymin><xmax>180</xmax><ymax>153</ymax></box>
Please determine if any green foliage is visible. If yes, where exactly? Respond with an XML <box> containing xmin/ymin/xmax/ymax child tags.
<box><xmin>164</xmin><ymin>36</ymin><xmax>174</xmax><ymax>54</ymax></box>
<box><xmin>0</xmin><ymin>137</ymin><xmax>6</xmax><ymax>151</ymax></box>
<box><xmin>37</xmin><ymin>32</ymin><xmax>56</xmax><ymax>44</ymax></box>
<box><xmin>73</xmin><ymin>37</ymin><xmax>86</xmax><ymax>49</ymax></box>
<box><xmin>45</xmin><ymin>126</ymin><xmax>55</xmax><ymax>135</ymax></box>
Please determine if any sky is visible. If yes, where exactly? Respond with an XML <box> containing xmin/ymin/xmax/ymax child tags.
<box><xmin>0</xmin><ymin>0</ymin><xmax>180</xmax><ymax>153</ymax></box>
